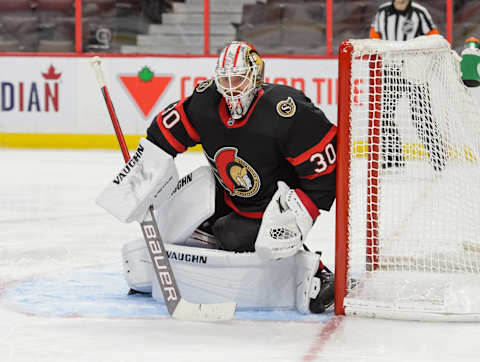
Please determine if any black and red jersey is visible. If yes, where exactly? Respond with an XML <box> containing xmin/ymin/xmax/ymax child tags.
<box><xmin>147</xmin><ymin>80</ymin><xmax>336</xmax><ymax>219</ymax></box>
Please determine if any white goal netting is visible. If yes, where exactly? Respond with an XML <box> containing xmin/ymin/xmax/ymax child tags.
<box><xmin>340</xmin><ymin>35</ymin><xmax>480</xmax><ymax>321</ymax></box>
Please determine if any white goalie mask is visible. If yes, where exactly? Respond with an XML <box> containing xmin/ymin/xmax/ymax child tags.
<box><xmin>215</xmin><ymin>41</ymin><xmax>265</xmax><ymax>120</ymax></box>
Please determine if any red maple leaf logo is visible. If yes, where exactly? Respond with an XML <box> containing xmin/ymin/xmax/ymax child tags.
<box><xmin>42</xmin><ymin>65</ymin><xmax>61</xmax><ymax>80</ymax></box>
<box><xmin>120</xmin><ymin>66</ymin><xmax>172</xmax><ymax>118</ymax></box>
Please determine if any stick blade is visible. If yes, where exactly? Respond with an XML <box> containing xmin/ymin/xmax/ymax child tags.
<box><xmin>172</xmin><ymin>299</ymin><xmax>236</xmax><ymax>322</ymax></box>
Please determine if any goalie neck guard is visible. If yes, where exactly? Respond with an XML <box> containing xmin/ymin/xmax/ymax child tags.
<box><xmin>215</xmin><ymin>41</ymin><xmax>265</xmax><ymax>120</ymax></box>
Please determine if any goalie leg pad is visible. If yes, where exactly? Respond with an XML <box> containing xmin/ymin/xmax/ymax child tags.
<box><xmin>151</xmin><ymin>244</ymin><xmax>298</xmax><ymax>309</ymax></box>
<box><xmin>123</xmin><ymin>239</ymin><xmax>330</xmax><ymax>313</ymax></box>
<box><xmin>295</xmin><ymin>250</ymin><xmax>321</xmax><ymax>314</ymax></box>
<box><xmin>122</xmin><ymin>165</ymin><xmax>216</xmax><ymax>293</ymax></box>
<box><xmin>124</xmin><ymin>240</ymin><xmax>298</xmax><ymax>309</ymax></box>
<box><xmin>154</xmin><ymin>166</ymin><xmax>216</xmax><ymax>245</ymax></box>
<box><xmin>122</xmin><ymin>238</ymin><xmax>154</xmax><ymax>294</ymax></box>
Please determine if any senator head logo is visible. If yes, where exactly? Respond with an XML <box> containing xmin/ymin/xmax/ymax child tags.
<box><xmin>206</xmin><ymin>147</ymin><xmax>260</xmax><ymax>198</ymax></box>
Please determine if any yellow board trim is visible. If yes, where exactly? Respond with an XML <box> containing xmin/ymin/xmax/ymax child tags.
<box><xmin>1</xmin><ymin>134</ymin><xmax>475</xmax><ymax>162</ymax></box>
<box><xmin>353</xmin><ymin>141</ymin><xmax>478</xmax><ymax>162</ymax></box>
<box><xmin>0</xmin><ymin>133</ymin><xmax>204</xmax><ymax>152</ymax></box>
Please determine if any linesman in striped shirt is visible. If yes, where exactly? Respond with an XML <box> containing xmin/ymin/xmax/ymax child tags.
<box><xmin>370</xmin><ymin>0</ymin><xmax>439</xmax><ymax>41</ymax></box>
<box><xmin>370</xmin><ymin>0</ymin><xmax>446</xmax><ymax>171</ymax></box>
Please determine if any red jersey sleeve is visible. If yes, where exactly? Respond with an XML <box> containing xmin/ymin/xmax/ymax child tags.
<box><xmin>146</xmin><ymin>97</ymin><xmax>200</xmax><ymax>156</ymax></box>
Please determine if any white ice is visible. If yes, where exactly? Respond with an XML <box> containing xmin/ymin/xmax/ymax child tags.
<box><xmin>1</xmin><ymin>149</ymin><xmax>479</xmax><ymax>362</ymax></box>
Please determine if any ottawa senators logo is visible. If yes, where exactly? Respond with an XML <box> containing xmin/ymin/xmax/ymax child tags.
<box><xmin>195</xmin><ymin>79</ymin><xmax>213</xmax><ymax>93</ymax></box>
<box><xmin>205</xmin><ymin>147</ymin><xmax>260</xmax><ymax>198</ymax></box>
<box><xmin>276</xmin><ymin>96</ymin><xmax>296</xmax><ymax>117</ymax></box>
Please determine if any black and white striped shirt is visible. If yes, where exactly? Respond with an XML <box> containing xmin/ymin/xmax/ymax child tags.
<box><xmin>370</xmin><ymin>1</ymin><xmax>439</xmax><ymax>41</ymax></box>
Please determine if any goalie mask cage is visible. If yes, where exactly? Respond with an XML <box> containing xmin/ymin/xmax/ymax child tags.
<box><xmin>335</xmin><ymin>35</ymin><xmax>480</xmax><ymax>321</ymax></box>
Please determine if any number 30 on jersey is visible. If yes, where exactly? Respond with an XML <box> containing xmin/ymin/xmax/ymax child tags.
<box><xmin>310</xmin><ymin>143</ymin><xmax>336</xmax><ymax>174</ymax></box>
<box><xmin>161</xmin><ymin>102</ymin><xmax>181</xmax><ymax>129</ymax></box>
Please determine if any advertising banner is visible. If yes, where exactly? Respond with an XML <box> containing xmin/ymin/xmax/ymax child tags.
<box><xmin>0</xmin><ymin>55</ymin><xmax>479</xmax><ymax>148</ymax></box>
<box><xmin>95</xmin><ymin>57</ymin><xmax>339</xmax><ymax>135</ymax></box>
<box><xmin>0</xmin><ymin>58</ymin><xmax>76</xmax><ymax>133</ymax></box>
<box><xmin>1</xmin><ymin>56</ymin><xmax>338</xmax><ymax>136</ymax></box>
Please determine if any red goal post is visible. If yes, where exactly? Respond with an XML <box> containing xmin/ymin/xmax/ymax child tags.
<box><xmin>335</xmin><ymin>35</ymin><xmax>480</xmax><ymax>321</ymax></box>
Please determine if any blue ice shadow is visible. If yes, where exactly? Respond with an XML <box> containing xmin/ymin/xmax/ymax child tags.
<box><xmin>1</xmin><ymin>264</ymin><xmax>332</xmax><ymax>322</ymax></box>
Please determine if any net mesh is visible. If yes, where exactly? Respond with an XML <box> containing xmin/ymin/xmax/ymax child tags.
<box><xmin>343</xmin><ymin>36</ymin><xmax>480</xmax><ymax>320</ymax></box>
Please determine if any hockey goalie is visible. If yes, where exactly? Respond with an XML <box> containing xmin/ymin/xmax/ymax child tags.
<box><xmin>96</xmin><ymin>41</ymin><xmax>336</xmax><ymax>314</ymax></box>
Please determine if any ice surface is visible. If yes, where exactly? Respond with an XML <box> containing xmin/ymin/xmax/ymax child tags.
<box><xmin>1</xmin><ymin>149</ymin><xmax>479</xmax><ymax>362</ymax></box>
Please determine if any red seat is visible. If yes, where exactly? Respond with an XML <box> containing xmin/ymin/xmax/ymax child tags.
<box><xmin>455</xmin><ymin>2</ymin><xmax>480</xmax><ymax>23</ymax></box>
<box><xmin>36</xmin><ymin>0</ymin><xmax>74</xmax><ymax>13</ymax></box>
<box><xmin>0</xmin><ymin>0</ymin><xmax>32</xmax><ymax>12</ymax></box>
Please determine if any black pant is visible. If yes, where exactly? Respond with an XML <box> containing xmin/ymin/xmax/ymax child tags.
<box><xmin>198</xmin><ymin>184</ymin><xmax>261</xmax><ymax>253</ymax></box>
<box><xmin>381</xmin><ymin>66</ymin><xmax>447</xmax><ymax>171</ymax></box>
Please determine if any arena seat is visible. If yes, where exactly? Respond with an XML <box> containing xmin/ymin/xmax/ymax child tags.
<box><xmin>1</xmin><ymin>15</ymin><xmax>39</xmax><ymax>51</ymax></box>
<box><xmin>331</xmin><ymin>1</ymin><xmax>374</xmax><ymax>52</ymax></box>
<box><xmin>1</xmin><ymin>15</ymin><xmax>38</xmax><ymax>34</ymax></box>
<box><xmin>237</xmin><ymin>1</ymin><xmax>326</xmax><ymax>54</ymax></box>
<box><xmin>452</xmin><ymin>0</ymin><xmax>480</xmax><ymax>51</ymax></box>
<box><xmin>266</xmin><ymin>0</ymin><xmax>324</xmax><ymax>4</ymax></box>
<box><xmin>52</xmin><ymin>17</ymin><xmax>76</xmax><ymax>41</ymax></box>
<box><xmin>83</xmin><ymin>0</ymin><xmax>116</xmax><ymax>12</ymax></box>
<box><xmin>0</xmin><ymin>0</ymin><xmax>32</xmax><ymax>12</ymax></box>
<box><xmin>0</xmin><ymin>39</ymin><xmax>20</xmax><ymax>52</ymax></box>
<box><xmin>283</xmin><ymin>3</ymin><xmax>325</xmax><ymax>24</ymax></box>
<box><xmin>240</xmin><ymin>3</ymin><xmax>267</xmax><ymax>26</ymax></box>
<box><xmin>36</xmin><ymin>0</ymin><xmax>75</xmax><ymax>14</ymax></box>
<box><xmin>38</xmin><ymin>39</ymin><xmax>74</xmax><ymax>52</ymax></box>
<box><xmin>454</xmin><ymin>1</ymin><xmax>480</xmax><ymax>23</ymax></box>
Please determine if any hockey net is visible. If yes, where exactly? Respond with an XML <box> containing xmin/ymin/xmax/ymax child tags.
<box><xmin>335</xmin><ymin>35</ymin><xmax>480</xmax><ymax>321</ymax></box>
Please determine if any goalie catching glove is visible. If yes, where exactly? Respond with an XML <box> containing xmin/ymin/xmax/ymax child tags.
<box><xmin>255</xmin><ymin>181</ymin><xmax>320</xmax><ymax>260</ymax></box>
<box><xmin>96</xmin><ymin>138</ymin><xmax>179</xmax><ymax>223</ymax></box>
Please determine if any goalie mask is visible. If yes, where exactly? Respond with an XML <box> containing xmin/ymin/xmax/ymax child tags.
<box><xmin>215</xmin><ymin>41</ymin><xmax>265</xmax><ymax>120</ymax></box>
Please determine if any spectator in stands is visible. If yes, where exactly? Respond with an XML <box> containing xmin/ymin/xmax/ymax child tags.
<box><xmin>369</xmin><ymin>0</ymin><xmax>446</xmax><ymax>171</ymax></box>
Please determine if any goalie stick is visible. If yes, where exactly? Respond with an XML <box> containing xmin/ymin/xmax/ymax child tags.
<box><xmin>90</xmin><ymin>56</ymin><xmax>236</xmax><ymax>322</ymax></box>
